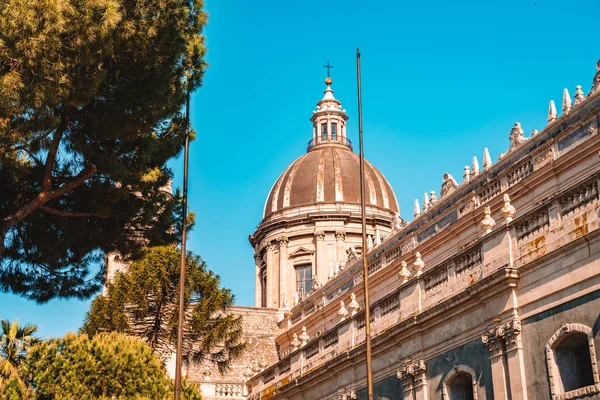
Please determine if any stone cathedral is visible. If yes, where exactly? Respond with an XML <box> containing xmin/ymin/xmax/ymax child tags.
<box><xmin>112</xmin><ymin>59</ymin><xmax>600</xmax><ymax>399</ymax></box>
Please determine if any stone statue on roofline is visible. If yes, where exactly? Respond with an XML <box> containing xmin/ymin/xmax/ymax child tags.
<box><xmin>509</xmin><ymin>122</ymin><xmax>527</xmax><ymax>151</ymax></box>
<box><xmin>347</xmin><ymin>246</ymin><xmax>359</xmax><ymax>262</ymax></box>
<box><xmin>440</xmin><ymin>173</ymin><xmax>459</xmax><ymax>197</ymax></box>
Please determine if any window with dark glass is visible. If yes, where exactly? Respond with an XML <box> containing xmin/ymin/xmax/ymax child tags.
<box><xmin>554</xmin><ymin>332</ymin><xmax>594</xmax><ymax>392</ymax></box>
<box><xmin>449</xmin><ymin>373</ymin><xmax>474</xmax><ymax>400</ymax></box>
<box><xmin>321</xmin><ymin>123</ymin><xmax>327</xmax><ymax>140</ymax></box>
<box><xmin>331</xmin><ymin>123</ymin><xmax>337</xmax><ymax>140</ymax></box>
<box><xmin>295</xmin><ymin>264</ymin><xmax>312</xmax><ymax>299</ymax></box>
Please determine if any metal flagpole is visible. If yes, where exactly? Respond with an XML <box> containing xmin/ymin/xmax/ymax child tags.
<box><xmin>174</xmin><ymin>80</ymin><xmax>192</xmax><ymax>400</ymax></box>
<box><xmin>356</xmin><ymin>47</ymin><xmax>374</xmax><ymax>400</ymax></box>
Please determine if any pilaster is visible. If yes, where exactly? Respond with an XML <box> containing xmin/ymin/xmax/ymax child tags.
<box><xmin>335</xmin><ymin>229</ymin><xmax>346</xmax><ymax>268</ymax></box>
<box><xmin>397</xmin><ymin>360</ymin><xmax>428</xmax><ymax>400</ymax></box>
<box><xmin>278</xmin><ymin>236</ymin><xmax>289</xmax><ymax>308</ymax></box>
<box><xmin>503</xmin><ymin>319</ymin><xmax>528</xmax><ymax>400</ymax></box>
<box><xmin>315</xmin><ymin>230</ymin><xmax>326</xmax><ymax>283</ymax></box>
<box><xmin>482</xmin><ymin>316</ymin><xmax>527</xmax><ymax>400</ymax></box>
<box><xmin>254</xmin><ymin>254</ymin><xmax>262</xmax><ymax>307</ymax></box>
<box><xmin>266</xmin><ymin>241</ymin><xmax>276</xmax><ymax>308</ymax></box>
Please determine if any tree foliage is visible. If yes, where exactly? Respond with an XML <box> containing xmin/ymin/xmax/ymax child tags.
<box><xmin>0</xmin><ymin>0</ymin><xmax>206</xmax><ymax>302</ymax></box>
<box><xmin>82</xmin><ymin>246</ymin><xmax>245</xmax><ymax>373</ymax></box>
<box><xmin>21</xmin><ymin>332</ymin><xmax>201</xmax><ymax>399</ymax></box>
<box><xmin>0</xmin><ymin>319</ymin><xmax>39</xmax><ymax>380</ymax></box>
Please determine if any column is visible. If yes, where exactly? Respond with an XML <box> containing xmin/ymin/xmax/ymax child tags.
<box><xmin>482</xmin><ymin>326</ymin><xmax>509</xmax><ymax>400</ymax></box>
<box><xmin>335</xmin><ymin>229</ymin><xmax>346</xmax><ymax>269</ymax></box>
<box><xmin>266</xmin><ymin>242</ymin><xmax>276</xmax><ymax>308</ymax></box>
<box><xmin>254</xmin><ymin>254</ymin><xmax>261</xmax><ymax>307</ymax></box>
<box><xmin>504</xmin><ymin>319</ymin><xmax>528</xmax><ymax>400</ymax></box>
<box><xmin>277</xmin><ymin>236</ymin><xmax>289</xmax><ymax>308</ymax></box>
<box><xmin>315</xmin><ymin>230</ymin><xmax>325</xmax><ymax>283</ymax></box>
<box><xmin>413</xmin><ymin>368</ymin><xmax>429</xmax><ymax>400</ymax></box>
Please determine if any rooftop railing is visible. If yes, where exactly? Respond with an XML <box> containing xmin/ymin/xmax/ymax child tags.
<box><xmin>307</xmin><ymin>137</ymin><xmax>353</xmax><ymax>152</ymax></box>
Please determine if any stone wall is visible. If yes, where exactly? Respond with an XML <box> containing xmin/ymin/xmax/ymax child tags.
<box><xmin>522</xmin><ymin>290</ymin><xmax>600</xmax><ymax>399</ymax></box>
<box><xmin>188</xmin><ymin>306</ymin><xmax>281</xmax><ymax>399</ymax></box>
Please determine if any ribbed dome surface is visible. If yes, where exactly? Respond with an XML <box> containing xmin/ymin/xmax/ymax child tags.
<box><xmin>264</xmin><ymin>145</ymin><xmax>398</xmax><ymax>217</ymax></box>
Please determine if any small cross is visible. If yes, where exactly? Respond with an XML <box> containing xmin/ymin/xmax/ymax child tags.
<box><xmin>323</xmin><ymin>61</ymin><xmax>335</xmax><ymax>78</ymax></box>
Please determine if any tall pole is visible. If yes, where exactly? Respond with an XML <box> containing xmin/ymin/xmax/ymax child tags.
<box><xmin>174</xmin><ymin>83</ymin><xmax>192</xmax><ymax>400</ymax></box>
<box><xmin>356</xmin><ymin>47</ymin><xmax>374</xmax><ymax>400</ymax></box>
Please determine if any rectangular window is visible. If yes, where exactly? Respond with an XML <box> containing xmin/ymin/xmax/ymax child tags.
<box><xmin>331</xmin><ymin>123</ymin><xmax>337</xmax><ymax>140</ymax></box>
<box><xmin>321</xmin><ymin>123</ymin><xmax>327</xmax><ymax>140</ymax></box>
<box><xmin>295</xmin><ymin>264</ymin><xmax>312</xmax><ymax>299</ymax></box>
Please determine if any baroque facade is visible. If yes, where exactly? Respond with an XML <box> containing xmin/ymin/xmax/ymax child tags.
<box><xmin>218</xmin><ymin>60</ymin><xmax>600</xmax><ymax>400</ymax></box>
<box><xmin>102</xmin><ymin>59</ymin><xmax>600</xmax><ymax>399</ymax></box>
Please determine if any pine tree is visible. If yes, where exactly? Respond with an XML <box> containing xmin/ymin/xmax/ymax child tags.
<box><xmin>82</xmin><ymin>246</ymin><xmax>246</xmax><ymax>374</ymax></box>
<box><xmin>0</xmin><ymin>0</ymin><xmax>207</xmax><ymax>302</ymax></box>
<box><xmin>21</xmin><ymin>332</ymin><xmax>201</xmax><ymax>399</ymax></box>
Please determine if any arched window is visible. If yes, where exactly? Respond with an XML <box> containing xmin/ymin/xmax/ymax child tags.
<box><xmin>321</xmin><ymin>123</ymin><xmax>327</xmax><ymax>140</ymax></box>
<box><xmin>442</xmin><ymin>365</ymin><xmax>477</xmax><ymax>400</ymax></box>
<box><xmin>546</xmin><ymin>324</ymin><xmax>599</xmax><ymax>399</ymax></box>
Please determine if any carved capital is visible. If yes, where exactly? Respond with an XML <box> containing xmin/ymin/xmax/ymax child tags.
<box><xmin>397</xmin><ymin>360</ymin><xmax>427</xmax><ymax>388</ymax></box>
<box><xmin>314</xmin><ymin>230</ymin><xmax>326</xmax><ymax>241</ymax></box>
<box><xmin>334</xmin><ymin>229</ymin><xmax>346</xmax><ymax>240</ymax></box>
<box><xmin>277</xmin><ymin>236</ymin><xmax>289</xmax><ymax>246</ymax></box>
<box><xmin>266</xmin><ymin>241</ymin><xmax>276</xmax><ymax>251</ymax></box>
<box><xmin>482</xmin><ymin>317</ymin><xmax>522</xmax><ymax>356</ymax></box>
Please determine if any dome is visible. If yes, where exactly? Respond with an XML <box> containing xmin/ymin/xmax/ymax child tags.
<box><xmin>263</xmin><ymin>144</ymin><xmax>398</xmax><ymax>217</ymax></box>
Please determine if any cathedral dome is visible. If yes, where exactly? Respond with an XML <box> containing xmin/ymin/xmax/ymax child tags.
<box><xmin>263</xmin><ymin>145</ymin><xmax>398</xmax><ymax>217</ymax></box>
<box><xmin>262</xmin><ymin>77</ymin><xmax>398</xmax><ymax>219</ymax></box>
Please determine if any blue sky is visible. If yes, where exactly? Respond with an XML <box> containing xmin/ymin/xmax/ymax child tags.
<box><xmin>1</xmin><ymin>0</ymin><xmax>598</xmax><ymax>338</ymax></box>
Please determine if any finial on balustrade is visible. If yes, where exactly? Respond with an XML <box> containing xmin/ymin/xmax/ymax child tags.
<box><xmin>299</xmin><ymin>326</ymin><xmax>309</xmax><ymax>347</ymax></box>
<box><xmin>472</xmin><ymin>156</ymin><xmax>480</xmax><ymax>176</ymax></box>
<box><xmin>398</xmin><ymin>261</ymin><xmax>411</xmax><ymax>284</ymax></box>
<box><xmin>349</xmin><ymin>293</ymin><xmax>360</xmax><ymax>316</ymax></box>
<box><xmin>293</xmin><ymin>290</ymin><xmax>299</xmax><ymax>306</ymax></box>
<box><xmin>500</xmin><ymin>193</ymin><xmax>516</xmax><ymax>223</ymax></box>
<box><xmin>464</xmin><ymin>166</ymin><xmax>471</xmax><ymax>183</ymax></box>
<box><xmin>532</xmin><ymin>129</ymin><xmax>538</xmax><ymax>137</ymax></box>
<box><xmin>429</xmin><ymin>191</ymin><xmax>437</xmax><ymax>205</ymax></box>
<box><xmin>291</xmin><ymin>333</ymin><xmax>301</xmax><ymax>350</ymax></box>
<box><xmin>574</xmin><ymin>85</ymin><xmax>586</xmax><ymax>106</ymax></box>
<box><xmin>423</xmin><ymin>193</ymin><xmax>429</xmax><ymax>213</ymax></box>
<box><xmin>414</xmin><ymin>199</ymin><xmax>421</xmax><ymax>218</ymax></box>
<box><xmin>483</xmin><ymin>148</ymin><xmax>492</xmax><ymax>170</ymax></box>
<box><xmin>562</xmin><ymin>88</ymin><xmax>573</xmax><ymax>114</ymax></box>
<box><xmin>375</xmin><ymin>227</ymin><xmax>382</xmax><ymax>246</ymax></box>
<box><xmin>413</xmin><ymin>251</ymin><xmax>425</xmax><ymax>276</ymax></box>
<box><xmin>481</xmin><ymin>205</ymin><xmax>496</xmax><ymax>234</ymax></box>
<box><xmin>367</xmin><ymin>235</ymin><xmax>374</xmax><ymax>250</ymax></box>
<box><xmin>548</xmin><ymin>100</ymin><xmax>557</xmax><ymax>122</ymax></box>
<box><xmin>338</xmin><ymin>300</ymin><xmax>349</xmax><ymax>321</ymax></box>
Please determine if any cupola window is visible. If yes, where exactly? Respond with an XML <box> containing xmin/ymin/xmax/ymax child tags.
<box><xmin>321</xmin><ymin>123</ymin><xmax>327</xmax><ymax>140</ymax></box>
<box><xmin>295</xmin><ymin>264</ymin><xmax>312</xmax><ymax>300</ymax></box>
<box><xmin>331</xmin><ymin>123</ymin><xmax>337</xmax><ymax>140</ymax></box>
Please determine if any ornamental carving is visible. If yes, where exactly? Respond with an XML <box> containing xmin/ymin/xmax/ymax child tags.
<box><xmin>397</xmin><ymin>359</ymin><xmax>427</xmax><ymax>390</ymax></box>
<box><xmin>314</xmin><ymin>230</ymin><xmax>326</xmax><ymax>241</ymax></box>
<box><xmin>266</xmin><ymin>241</ymin><xmax>276</xmax><ymax>251</ymax></box>
<box><xmin>440</xmin><ymin>173</ymin><xmax>459</xmax><ymax>197</ymax></box>
<box><xmin>533</xmin><ymin>148</ymin><xmax>555</xmax><ymax>171</ymax></box>
<box><xmin>277</xmin><ymin>236</ymin><xmax>289</xmax><ymax>246</ymax></box>
<box><xmin>508</xmin><ymin>122</ymin><xmax>527</xmax><ymax>151</ymax></box>
<box><xmin>482</xmin><ymin>317</ymin><xmax>522</xmax><ymax>356</ymax></box>
<box><xmin>335</xmin><ymin>230</ymin><xmax>346</xmax><ymax>240</ymax></box>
